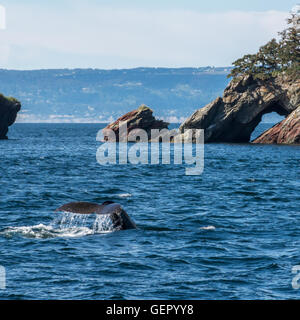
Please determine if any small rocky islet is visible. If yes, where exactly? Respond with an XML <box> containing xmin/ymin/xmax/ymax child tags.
<box><xmin>0</xmin><ymin>94</ymin><xmax>21</xmax><ymax>140</ymax></box>
<box><xmin>103</xmin><ymin>104</ymin><xmax>169</xmax><ymax>142</ymax></box>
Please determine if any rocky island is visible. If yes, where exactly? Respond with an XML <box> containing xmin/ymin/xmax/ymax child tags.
<box><xmin>0</xmin><ymin>94</ymin><xmax>21</xmax><ymax>139</ymax></box>
<box><xmin>179</xmin><ymin>75</ymin><xmax>300</xmax><ymax>144</ymax></box>
<box><xmin>103</xmin><ymin>105</ymin><xmax>169</xmax><ymax>141</ymax></box>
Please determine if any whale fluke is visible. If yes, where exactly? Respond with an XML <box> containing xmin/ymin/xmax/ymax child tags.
<box><xmin>55</xmin><ymin>201</ymin><xmax>136</xmax><ymax>230</ymax></box>
<box><xmin>56</xmin><ymin>201</ymin><xmax>108</xmax><ymax>214</ymax></box>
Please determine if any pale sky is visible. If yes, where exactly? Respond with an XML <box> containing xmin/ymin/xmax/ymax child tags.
<box><xmin>0</xmin><ymin>0</ymin><xmax>297</xmax><ymax>69</ymax></box>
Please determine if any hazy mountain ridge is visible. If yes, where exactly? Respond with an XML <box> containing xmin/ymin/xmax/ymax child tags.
<box><xmin>0</xmin><ymin>67</ymin><xmax>231</xmax><ymax>123</ymax></box>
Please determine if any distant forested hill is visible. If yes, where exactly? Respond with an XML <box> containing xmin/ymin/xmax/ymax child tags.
<box><xmin>0</xmin><ymin>67</ymin><xmax>231</xmax><ymax>123</ymax></box>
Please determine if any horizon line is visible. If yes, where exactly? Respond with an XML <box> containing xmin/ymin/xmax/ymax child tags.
<box><xmin>0</xmin><ymin>66</ymin><xmax>233</xmax><ymax>72</ymax></box>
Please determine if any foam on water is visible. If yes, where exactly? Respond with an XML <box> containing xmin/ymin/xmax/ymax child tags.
<box><xmin>118</xmin><ymin>193</ymin><xmax>132</xmax><ymax>198</ymax></box>
<box><xmin>200</xmin><ymin>226</ymin><xmax>216</xmax><ymax>231</ymax></box>
<box><xmin>0</xmin><ymin>212</ymin><xmax>117</xmax><ymax>239</ymax></box>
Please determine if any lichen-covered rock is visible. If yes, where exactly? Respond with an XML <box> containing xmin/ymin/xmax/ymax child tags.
<box><xmin>0</xmin><ymin>94</ymin><xmax>21</xmax><ymax>139</ymax></box>
<box><xmin>103</xmin><ymin>105</ymin><xmax>169</xmax><ymax>141</ymax></box>
<box><xmin>252</xmin><ymin>106</ymin><xmax>300</xmax><ymax>144</ymax></box>
<box><xmin>179</xmin><ymin>75</ymin><xmax>300</xmax><ymax>143</ymax></box>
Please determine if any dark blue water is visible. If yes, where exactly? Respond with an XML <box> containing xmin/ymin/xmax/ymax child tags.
<box><xmin>0</xmin><ymin>123</ymin><xmax>299</xmax><ymax>299</ymax></box>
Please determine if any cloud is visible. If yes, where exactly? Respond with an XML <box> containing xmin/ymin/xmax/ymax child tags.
<box><xmin>0</xmin><ymin>3</ymin><xmax>289</xmax><ymax>69</ymax></box>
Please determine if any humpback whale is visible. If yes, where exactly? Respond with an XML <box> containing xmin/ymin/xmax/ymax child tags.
<box><xmin>55</xmin><ymin>201</ymin><xmax>137</xmax><ymax>230</ymax></box>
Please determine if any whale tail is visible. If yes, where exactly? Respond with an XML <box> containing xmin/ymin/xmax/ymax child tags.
<box><xmin>55</xmin><ymin>201</ymin><xmax>136</xmax><ymax>230</ymax></box>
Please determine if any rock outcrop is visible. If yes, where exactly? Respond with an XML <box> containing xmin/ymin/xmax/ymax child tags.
<box><xmin>103</xmin><ymin>105</ymin><xmax>169</xmax><ymax>141</ymax></box>
<box><xmin>0</xmin><ymin>94</ymin><xmax>21</xmax><ymax>139</ymax></box>
<box><xmin>179</xmin><ymin>75</ymin><xmax>300</xmax><ymax>143</ymax></box>
<box><xmin>252</xmin><ymin>106</ymin><xmax>300</xmax><ymax>144</ymax></box>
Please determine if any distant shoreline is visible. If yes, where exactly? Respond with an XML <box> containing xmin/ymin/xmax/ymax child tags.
<box><xmin>14</xmin><ymin>121</ymin><xmax>280</xmax><ymax>125</ymax></box>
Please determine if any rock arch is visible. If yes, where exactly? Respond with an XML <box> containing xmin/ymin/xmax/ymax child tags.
<box><xmin>179</xmin><ymin>75</ymin><xmax>300</xmax><ymax>144</ymax></box>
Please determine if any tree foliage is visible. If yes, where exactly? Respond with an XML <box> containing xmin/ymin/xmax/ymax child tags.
<box><xmin>228</xmin><ymin>10</ymin><xmax>300</xmax><ymax>80</ymax></box>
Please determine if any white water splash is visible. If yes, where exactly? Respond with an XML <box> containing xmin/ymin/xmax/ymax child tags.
<box><xmin>1</xmin><ymin>224</ymin><xmax>94</xmax><ymax>239</ymax></box>
<box><xmin>0</xmin><ymin>212</ymin><xmax>118</xmax><ymax>239</ymax></box>
<box><xmin>2</xmin><ymin>224</ymin><xmax>56</xmax><ymax>239</ymax></box>
<box><xmin>117</xmin><ymin>193</ymin><xmax>132</xmax><ymax>198</ymax></box>
<box><xmin>200</xmin><ymin>225</ymin><xmax>216</xmax><ymax>231</ymax></box>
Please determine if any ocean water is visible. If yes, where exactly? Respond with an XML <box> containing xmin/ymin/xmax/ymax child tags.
<box><xmin>0</xmin><ymin>123</ymin><xmax>299</xmax><ymax>300</ymax></box>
